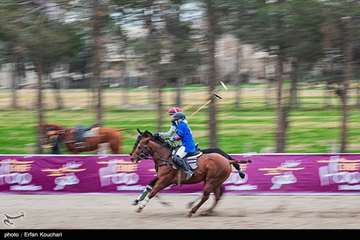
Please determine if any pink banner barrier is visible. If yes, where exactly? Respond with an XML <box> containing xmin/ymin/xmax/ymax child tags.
<box><xmin>1</xmin><ymin>154</ymin><xmax>360</xmax><ymax>194</ymax></box>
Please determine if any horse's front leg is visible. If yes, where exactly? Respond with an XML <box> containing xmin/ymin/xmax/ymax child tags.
<box><xmin>132</xmin><ymin>177</ymin><xmax>158</xmax><ymax>206</ymax></box>
<box><xmin>137</xmin><ymin>177</ymin><xmax>173</xmax><ymax>213</ymax></box>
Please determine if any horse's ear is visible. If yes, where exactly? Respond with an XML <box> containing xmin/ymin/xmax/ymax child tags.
<box><xmin>137</xmin><ymin>128</ymin><xmax>142</xmax><ymax>135</ymax></box>
<box><xmin>144</xmin><ymin>130</ymin><xmax>153</xmax><ymax>137</ymax></box>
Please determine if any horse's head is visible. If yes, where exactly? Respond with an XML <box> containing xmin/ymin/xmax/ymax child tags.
<box><xmin>130</xmin><ymin>129</ymin><xmax>154</xmax><ymax>163</ymax></box>
<box><xmin>40</xmin><ymin>124</ymin><xmax>66</xmax><ymax>149</ymax></box>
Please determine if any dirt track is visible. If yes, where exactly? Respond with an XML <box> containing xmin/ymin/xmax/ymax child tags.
<box><xmin>0</xmin><ymin>194</ymin><xmax>360</xmax><ymax>229</ymax></box>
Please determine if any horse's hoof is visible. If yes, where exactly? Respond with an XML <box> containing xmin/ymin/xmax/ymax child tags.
<box><xmin>132</xmin><ymin>200</ymin><xmax>139</xmax><ymax>206</ymax></box>
<box><xmin>187</xmin><ymin>212</ymin><xmax>193</xmax><ymax>218</ymax></box>
<box><xmin>136</xmin><ymin>207</ymin><xmax>143</xmax><ymax>213</ymax></box>
<box><xmin>187</xmin><ymin>202</ymin><xmax>194</xmax><ymax>209</ymax></box>
<box><xmin>160</xmin><ymin>202</ymin><xmax>171</xmax><ymax>207</ymax></box>
<box><xmin>199</xmin><ymin>210</ymin><xmax>212</xmax><ymax>216</ymax></box>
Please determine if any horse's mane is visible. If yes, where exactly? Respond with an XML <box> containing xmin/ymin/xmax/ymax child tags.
<box><xmin>40</xmin><ymin>124</ymin><xmax>66</xmax><ymax>131</ymax></box>
<box><xmin>137</xmin><ymin>130</ymin><xmax>175</xmax><ymax>152</ymax></box>
<box><xmin>153</xmin><ymin>135</ymin><xmax>173</xmax><ymax>150</ymax></box>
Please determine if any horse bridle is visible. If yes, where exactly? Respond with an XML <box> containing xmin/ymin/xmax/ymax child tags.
<box><xmin>133</xmin><ymin>137</ymin><xmax>172</xmax><ymax>167</ymax></box>
<box><xmin>137</xmin><ymin>143</ymin><xmax>152</xmax><ymax>159</ymax></box>
<box><xmin>132</xmin><ymin>135</ymin><xmax>152</xmax><ymax>160</ymax></box>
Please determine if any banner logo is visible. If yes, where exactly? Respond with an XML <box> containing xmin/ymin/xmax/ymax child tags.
<box><xmin>0</xmin><ymin>159</ymin><xmax>42</xmax><ymax>191</ymax></box>
<box><xmin>41</xmin><ymin>161</ymin><xmax>85</xmax><ymax>190</ymax></box>
<box><xmin>318</xmin><ymin>156</ymin><xmax>360</xmax><ymax>190</ymax></box>
<box><xmin>98</xmin><ymin>159</ymin><xmax>141</xmax><ymax>190</ymax></box>
<box><xmin>259</xmin><ymin>160</ymin><xmax>304</xmax><ymax>190</ymax></box>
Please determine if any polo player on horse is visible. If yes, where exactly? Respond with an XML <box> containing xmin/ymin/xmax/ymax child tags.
<box><xmin>132</xmin><ymin>106</ymin><xmax>248</xmax><ymax>206</ymax></box>
<box><xmin>155</xmin><ymin>107</ymin><xmax>197</xmax><ymax>180</ymax></box>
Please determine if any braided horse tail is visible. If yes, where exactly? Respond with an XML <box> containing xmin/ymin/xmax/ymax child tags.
<box><xmin>201</xmin><ymin>148</ymin><xmax>251</xmax><ymax>179</ymax></box>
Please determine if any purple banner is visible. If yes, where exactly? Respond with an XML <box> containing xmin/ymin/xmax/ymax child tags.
<box><xmin>1</xmin><ymin>154</ymin><xmax>360</xmax><ymax>194</ymax></box>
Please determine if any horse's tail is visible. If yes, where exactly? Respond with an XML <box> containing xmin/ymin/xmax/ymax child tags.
<box><xmin>229</xmin><ymin>159</ymin><xmax>251</xmax><ymax>179</ymax></box>
<box><xmin>201</xmin><ymin>148</ymin><xmax>251</xmax><ymax>179</ymax></box>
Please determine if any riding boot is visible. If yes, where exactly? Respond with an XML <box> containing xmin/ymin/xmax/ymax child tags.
<box><xmin>173</xmin><ymin>155</ymin><xmax>193</xmax><ymax>180</ymax></box>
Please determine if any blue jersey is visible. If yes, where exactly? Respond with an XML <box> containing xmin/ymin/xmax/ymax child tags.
<box><xmin>175</xmin><ymin>120</ymin><xmax>196</xmax><ymax>153</ymax></box>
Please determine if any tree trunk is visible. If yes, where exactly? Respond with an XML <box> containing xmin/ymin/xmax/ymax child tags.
<box><xmin>11</xmin><ymin>62</ymin><xmax>18</xmax><ymax>109</ymax></box>
<box><xmin>290</xmin><ymin>60</ymin><xmax>299</xmax><ymax>108</ymax></box>
<box><xmin>356</xmin><ymin>79</ymin><xmax>360</xmax><ymax>108</ymax></box>
<box><xmin>275</xmin><ymin>55</ymin><xmax>287</xmax><ymax>153</ymax></box>
<box><xmin>121</xmin><ymin>39</ymin><xmax>129</xmax><ymax>106</ymax></box>
<box><xmin>339</xmin><ymin>17</ymin><xmax>352</xmax><ymax>153</ymax></box>
<box><xmin>323</xmin><ymin>82</ymin><xmax>332</xmax><ymax>108</ymax></box>
<box><xmin>339</xmin><ymin>90</ymin><xmax>349</xmax><ymax>152</ymax></box>
<box><xmin>144</xmin><ymin>0</ymin><xmax>163</xmax><ymax>131</ymax></box>
<box><xmin>206</xmin><ymin>0</ymin><xmax>218</xmax><ymax>148</ymax></box>
<box><xmin>121</xmin><ymin>75</ymin><xmax>129</xmax><ymax>106</ymax></box>
<box><xmin>264</xmin><ymin>79</ymin><xmax>273</xmax><ymax>108</ymax></box>
<box><xmin>156</xmin><ymin>77</ymin><xmax>163</xmax><ymax>131</ymax></box>
<box><xmin>92</xmin><ymin>0</ymin><xmax>103</xmax><ymax>125</ymax></box>
<box><xmin>35</xmin><ymin>64</ymin><xmax>45</xmax><ymax>154</ymax></box>
<box><xmin>264</xmin><ymin>57</ymin><xmax>273</xmax><ymax>108</ymax></box>
<box><xmin>235</xmin><ymin>46</ymin><xmax>241</xmax><ymax>109</ymax></box>
<box><xmin>175</xmin><ymin>77</ymin><xmax>182</xmax><ymax>107</ymax></box>
<box><xmin>51</xmin><ymin>74</ymin><xmax>64</xmax><ymax>110</ymax></box>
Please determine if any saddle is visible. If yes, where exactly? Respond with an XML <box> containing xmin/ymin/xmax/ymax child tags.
<box><xmin>171</xmin><ymin>147</ymin><xmax>203</xmax><ymax>170</ymax></box>
<box><xmin>185</xmin><ymin>151</ymin><xmax>203</xmax><ymax>170</ymax></box>
<box><xmin>72</xmin><ymin>124</ymin><xmax>100</xmax><ymax>145</ymax></box>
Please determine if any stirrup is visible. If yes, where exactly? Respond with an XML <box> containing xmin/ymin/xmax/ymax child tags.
<box><xmin>185</xmin><ymin>171</ymin><xmax>193</xmax><ymax>180</ymax></box>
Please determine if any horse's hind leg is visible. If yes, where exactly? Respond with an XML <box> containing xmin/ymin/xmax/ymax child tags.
<box><xmin>110</xmin><ymin>140</ymin><xmax>119</xmax><ymax>154</ymax></box>
<box><xmin>187</xmin><ymin>194</ymin><xmax>202</xmax><ymax>209</ymax></box>
<box><xmin>155</xmin><ymin>195</ymin><xmax>171</xmax><ymax>206</ymax></box>
<box><xmin>200</xmin><ymin>185</ymin><xmax>224</xmax><ymax>216</ymax></box>
<box><xmin>188</xmin><ymin>182</ymin><xmax>214</xmax><ymax>217</ymax></box>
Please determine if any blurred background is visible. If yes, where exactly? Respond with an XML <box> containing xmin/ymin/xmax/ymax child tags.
<box><xmin>1</xmin><ymin>0</ymin><xmax>360</xmax><ymax>154</ymax></box>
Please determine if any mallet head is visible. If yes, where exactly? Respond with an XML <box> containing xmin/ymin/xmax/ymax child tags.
<box><xmin>214</xmin><ymin>93</ymin><xmax>223</xmax><ymax>99</ymax></box>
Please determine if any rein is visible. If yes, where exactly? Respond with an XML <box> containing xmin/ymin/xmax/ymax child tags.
<box><xmin>138</xmin><ymin>139</ymin><xmax>173</xmax><ymax>168</ymax></box>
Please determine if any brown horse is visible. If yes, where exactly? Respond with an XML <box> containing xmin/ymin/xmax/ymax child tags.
<box><xmin>41</xmin><ymin>123</ymin><xmax>123</xmax><ymax>154</ymax></box>
<box><xmin>130</xmin><ymin>129</ymin><xmax>244</xmax><ymax>217</ymax></box>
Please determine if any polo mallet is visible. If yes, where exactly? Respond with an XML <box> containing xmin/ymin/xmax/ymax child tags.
<box><xmin>188</xmin><ymin>93</ymin><xmax>222</xmax><ymax>118</ymax></box>
<box><xmin>219</xmin><ymin>80</ymin><xmax>228</xmax><ymax>90</ymax></box>
<box><xmin>183</xmin><ymin>81</ymin><xmax>228</xmax><ymax>114</ymax></box>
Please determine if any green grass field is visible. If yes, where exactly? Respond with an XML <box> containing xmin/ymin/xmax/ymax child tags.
<box><xmin>1</xmin><ymin>84</ymin><xmax>360</xmax><ymax>154</ymax></box>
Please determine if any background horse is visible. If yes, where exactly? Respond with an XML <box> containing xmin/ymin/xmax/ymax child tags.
<box><xmin>130</xmin><ymin>129</ymin><xmax>247</xmax><ymax>217</ymax></box>
<box><xmin>41</xmin><ymin>123</ymin><xmax>123</xmax><ymax>154</ymax></box>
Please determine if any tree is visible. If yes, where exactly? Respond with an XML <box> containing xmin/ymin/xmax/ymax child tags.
<box><xmin>340</xmin><ymin>17</ymin><xmax>352</xmax><ymax>152</ymax></box>
<box><xmin>91</xmin><ymin>0</ymin><xmax>107</xmax><ymax>125</ymax></box>
<box><xmin>0</xmin><ymin>3</ymin><xmax>26</xmax><ymax>109</ymax></box>
<box><xmin>160</xmin><ymin>1</ymin><xmax>201</xmax><ymax>108</ymax></box>
<box><xmin>227</xmin><ymin>0</ymin><xmax>324</xmax><ymax>152</ymax></box>
<box><xmin>113</xmin><ymin>0</ymin><xmax>200</xmax><ymax>131</ymax></box>
<box><xmin>205</xmin><ymin>0</ymin><xmax>219</xmax><ymax>147</ymax></box>
<box><xmin>316</xmin><ymin>0</ymin><xmax>360</xmax><ymax>152</ymax></box>
<box><xmin>0</xmin><ymin>1</ymin><xmax>81</xmax><ymax>153</ymax></box>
